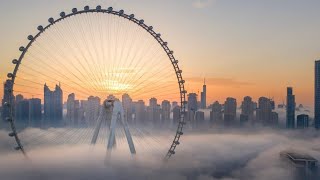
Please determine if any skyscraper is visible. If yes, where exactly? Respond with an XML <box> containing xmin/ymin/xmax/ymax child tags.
<box><xmin>85</xmin><ymin>96</ymin><xmax>101</xmax><ymax>126</ymax></box>
<box><xmin>172</xmin><ymin>105</ymin><xmax>181</xmax><ymax>125</ymax></box>
<box><xmin>256</xmin><ymin>97</ymin><xmax>278</xmax><ymax>126</ymax></box>
<box><xmin>1</xmin><ymin>80</ymin><xmax>14</xmax><ymax>121</ymax></box>
<box><xmin>315</xmin><ymin>60</ymin><xmax>320</xmax><ymax>129</ymax></box>
<box><xmin>286</xmin><ymin>87</ymin><xmax>295</xmax><ymax>129</ymax></box>
<box><xmin>187</xmin><ymin>93</ymin><xmax>198</xmax><ymax>122</ymax></box>
<box><xmin>133</xmin><ymin>100</ymin><xmax>146</xmax><ymax>124</ymax></box>
<box><xmin>240</xmin><ymin>96</ymin><xmax>254</xmax><ymax>124</ymax></box>
<box><xmin>44</xmin><ymin>83</ymin><xmax>63</xmax><ymax>124</ymax></box>
<box><xmin>122</xmin><ymin>93</ymin><xmax>133</xmax><ymax>123</ymax></box>
<box><xmin>200</xmin><ymin>78</ymin><xmax>206</xmax><ymax>109</ymax></box>
<box><xmin>161</xmin><ymin>100</ymin><xmax>171</xmax><ymax>123</ymax></box>
<box><xmin>224</xmin><ymin>97</ymin><xmax>237</xmax><ymax>126</ymax></box>
<box><xmin>297</xmin><ymin>114</ymin><xmax>309</xmax><ymax>129</ymax></box>
<box><xmin>29</xmin><ymin>98</ymin><xmax>42</xmax><ymax>126</ymax></box>
<box><xmin>210</xmin><ymin>101</ymin><xmax>223</xmax><ymax>125</ymax></box>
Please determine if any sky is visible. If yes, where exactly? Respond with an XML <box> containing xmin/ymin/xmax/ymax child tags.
<box><xmin>0</xmin><ymin>0</ymin><xmax>319</xmax><ymax>107</ymax></box>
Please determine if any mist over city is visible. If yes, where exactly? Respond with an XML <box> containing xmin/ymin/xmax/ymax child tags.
<box><xmin>1</xmin><ymin>0</ymin><xmax>320</xmax><ymax>180</ymax></box>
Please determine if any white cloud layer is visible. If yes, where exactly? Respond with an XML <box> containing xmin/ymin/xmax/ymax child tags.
<box><xmin>0</xmin><ymin>129</ymin><xmax>320</xmax><ymax>180</ymax></box>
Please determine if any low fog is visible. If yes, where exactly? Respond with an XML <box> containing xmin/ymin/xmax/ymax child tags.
<box><xmin>0</xmin><ymin>128</ymin><xmax>320</xmax><ymax>180</ymax></box>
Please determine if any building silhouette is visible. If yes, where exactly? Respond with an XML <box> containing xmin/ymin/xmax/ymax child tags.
<box><xmin>224</xmin><ymin>97</ymin><xmax>237</xmax><ymax>126</ymax></box>
<box><xmin>1</xmin><ymin>80</ymin><xmax>14</xmax><ymax>121</ymax></box>
<box><xmin>240</xmin><ymin>96</ymin><xmax>254</xmax><ymax>124</ymax></box>
<box><xmin>29</xmin><ymin>98</ymin><xmax>42</xmax><ymax>126</ymax></box>
<box><xmin>297</xmin><ymin>114</ymin><xmax>309</xmax><ymax>129</ymax></box>
<box><xmin>187</xmin><ymin>93</ymin><xmax>198</xmax><ymax>122</ymax></box>
<box><xmin>315</xmin><ymin>60</ymin><xmax>320</xmax><ymax>129</ymax></box>
<box><xmin>122</xmin><ymin>93</ymin><xmax>133</xmax><ymax>123</ymax></box>
<box><xmin>257</xmin><ymin>97</ymin><xmax>278</xmax><ymax>126</ymax></box>
<box><xmin>286</xmin><ymin>87</ymin><xmax>296</xmax><ymax>129</ymax></box>
<box><xmin>173</xmin><ymin>105</ymin><xmax>181</xmax><ymax>125</ymax></box>
<box><xmin>44</xmin><ymin>83</ymin><xmax>63</xmax><ymax>123</ymax></box>
<box><xmin>133</xmin><ymin>100</ymin><xmax>146</xmax><ymax>124</ymax></box>
<box><xmin>200</xmin><ymin>78</ymin><xmax>206</xmax><ymax>109</ymax></box>
<box><xmin>85</xmin><ymin>96</ymin><xmax>101</xmax><ymax>126</ymax></box>
<box><xmin>161</xmin><ymin>100</ymin><xmax>171</xmax><ymax>124</ymax></box>
<box><xmin>210</xmin><ymin>101</ymin><xmax>223</xmax><ymax>125</ymax></box>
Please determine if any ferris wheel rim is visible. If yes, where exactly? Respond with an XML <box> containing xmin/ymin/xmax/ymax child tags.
<box><xmin>6</xmin><ymin>5</ymin><xmax>187</xmax><ymax>160</ymax></box>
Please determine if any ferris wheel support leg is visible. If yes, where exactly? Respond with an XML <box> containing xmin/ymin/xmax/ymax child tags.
<box><xmin>91</xmin><ymin>110</ymin><xmax>104</xmax><ymax>145</ymax></box>
<box><xmin>120</xmin><ymin>115</ymin><xmax>136</xmax><ymax>154</ymax></box>
<box><xmin>107</xmin><ymin>111</ymin><xmax>118</xmax><ymax>150</ymax></box>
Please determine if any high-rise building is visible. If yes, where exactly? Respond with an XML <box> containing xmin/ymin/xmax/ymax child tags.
<box><xmin>297</xmin><ymin>114</ymin><xmax>309</xmax><ymax>129</ymax></box>
<box><xmin>187</xmin><ymin>93</ymin><xmax>198</xmax><ymax>122</ymax></box>
<box><xmin>224</xmin><ymin>97</ymin><xmax>237</xmax><ymax>126</ymax></box>
<box><xmin>29</xmin><ymin>98</ymin><xmax>42</xmax><ymax>126</ymax></box>
<box><xmin>240</xmin><ymin>96</ymin><xmax>254</xmax><ymax>124</ymax></box>
<box><xmin>133</xmin><ymin>100</ymin><xmax>146</xmax><ymax>124</ymax></box>
<box><xmin>122</xmin><ymin>93</ymin><xmax>133</xmax><ymax>123</ymax></box>
<box><xmin>147</xmin><ymin>98</ymin><xmax>160</xmax><ymax>125</ymax></box>
<box><xmin>172</xmin><ymin>101</ymin><xmax>178</xmax><ymax>110</ymax></box>
<box><xmin>195</xmin><ymin>110</ymin><xmax>205</xmax><ymax>126</ymax></box>
<box><xmin>256</xmin><ymin>97</ymin><xmax>278</xmax><ymax>126</ymax></box>
<box><xmin>210</xmin><ymin>101</ymin><xmax>223</xmax><ymax>125</ymax></box>
<box><xmin>161</xmin><ymin>100</ymin><xmax>171</xmax><ymax>123</ymax></box>
<box><xmin>66</xmin><ymin>93</ymin><xmax>84</xmax><ymax>126</ymax></box>
<box><xmin>286</xmin><ymin>87</ymin><xmax>295</xmax><ymax>129</ymax></box>
<box><xmin>257</xmin><ymin>97</ymin><xmax>272</xmax><ymax>125</ymax></box>
<box><xmin>85</xmin><ymin>96</ymin><xmax>101</xmax><ymax>126</ymax></box>
<box><xmin>16</xmin><ymin>99</ymin><xmax>29</xmax><ymax>123</ymax></box>
<box><xmin>200</xmin><ymin>78</ymin><xmax>206</xmax><ymax>109</ymax></box>
<box><xmin>172</xmin><ymin>106</ymin><xmax>180</xmax><ymax>124</ymax></box>
<box><xmin>1</xmin><ymin>80</ymin><xmax>14</xmax><ymax>121</ymax></box>
<box><xmin>44</xmin><ymin>83</ymin><xmax>63</xmax><ymax>123</ymax></box>
<box><xmin>315</xmin><ymin>60</ymin><xmax>320</xmax><ymax>129</ymax></box>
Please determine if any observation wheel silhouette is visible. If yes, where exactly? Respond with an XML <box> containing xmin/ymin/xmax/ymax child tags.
<box><xmin>5</xmin><ymin>5</ymin><xmax>187</xmax><ymax>160</ymax></box>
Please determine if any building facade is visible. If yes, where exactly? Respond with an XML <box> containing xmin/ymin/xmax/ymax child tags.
<box><xmin>286</xmin><ymin>87</ymin><xmax>296</xmax><ymax>129</ymax></box>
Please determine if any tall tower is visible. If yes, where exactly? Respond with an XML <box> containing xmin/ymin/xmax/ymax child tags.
<box><xmin>200</xmin><ymin>78</ymin><xmax>206</xmax><ymax>109</ymax></box>
<box><xmin>315</xmin><ymin>60</ymin><xmax>320</xmax><ymax>129</ymax></box>
<box><xmin>286</xmin><ymin>87</ymin><xmax>295</xmax><ymax>129</ymax></box>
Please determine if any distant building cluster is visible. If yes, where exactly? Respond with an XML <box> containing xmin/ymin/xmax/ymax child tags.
<box><xmin>1</xmin><ymin>60</ymin><xmax>320</xmax><ymax>130</ymax></box>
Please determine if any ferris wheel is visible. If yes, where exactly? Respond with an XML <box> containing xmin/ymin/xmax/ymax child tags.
<box><xmin>4</xmin><ymin>5</ymin><xmax>187</xmax><ymax>160</ymax></box>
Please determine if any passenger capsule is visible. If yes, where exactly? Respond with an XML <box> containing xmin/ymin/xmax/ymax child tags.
<box><xmin>96</xmin><ymin>5</ymin><xmax>102</xmax><ymax>10</ymax></box>
<box><xmin>19</xmin><ymin>46</ymin><xmax>25</xmax><ymax>52</ymax></box>
<box><xmin>148</xmin><ymin>26</ymin><xmax>153</xmax><ymax>30</ymax></box>
<box><xmin>48</xmin><ymin>17</ymin><xmax>54</xmax><ymax>24</ymax></box>
<box><xmin>60</xmin><ymin>12</ymin><xmax>66</xmax><ymax>17</ymax></box>
<box><xmin>7</xmin><ymin>73</ymin><xmax>14</xmax><ymax>78</ymax></box>
<box><xmin>9</xmin><ymin>132</ymin><xmax>16</xmax><ymax>137</ymax></box>
<box><xmin>156</xmin><ymin>33</ymin><xmax>161</xmax><ymax>38</ymax></box>
<box><xmin>178</xmin><ymin>131</ymin><xmax>184</xmax><ymax>135</ymax></box>
<box><xmin>84</xmin><ymin>6</ymin><xmax>90</xmax><ymax>11</ymax></box>
<box><xmin>163</xmin><ymin>42</ymin><xmax>168</xmax><ymax>46</ymax></box>
<box><xmin>129</xmin><ymin>14</ymin><xmax>134</xmax><ymax>19</ymax></box>
<box><xmin>37</xmin><ymin>25</ymin><xmax>44</xmax><ymax>31</ymax></box>
<box><xmin>174</xmin><ymin>141</ymin><xmax>180</xmax><ymax>145</ymax></box>
<box><xmin>139</xmin><ymin>19</ymin><xmax>144</xmax><ymax>24</ymax></box>
<box><xmin>177</xmin><ymin>70</ymin><xmax>182</xmax><ymax>73</ymax></box>
<box><xmin>169</xmin><ymin>150</ymin><xmax>176</xmax><ymax>154</ymax></box>
<box><xmin>107</xmin><ymin>7</ymin><xmax>113</xmax><ymax>12</ymax></box>
<box><xmin>169</xmin><ymin>50</ymin><xmax>174</xmax><ymax>54</ymax></box>
<box><xmin>12</xmin><ymin>59</ymin><xmax>19</xmax><ymax>64</ymax></box>
<box><xmin>181</xmin><ymin>90</ymin><xmax>187</xmax><ymax>94</ymax></box>
<box><xmin>14</xmin><ymin>146</ymin><xmax>21</xmax><ymax>150</ymax></box>
<box><xmin>5</xmin><ymin>117</ymin><xmax>12</xmax><ymax>122</ymax></box>
<box><xmin>27</xmin><ymin>35</ymin><xmax>33</xmax><ymax>41</ymax></box>
<box><xmin>174</xmin><ymin>60</ymin><xmax>179</xmax><ymax>64</ymax></box>
<box><xmin>119</xmin><ymin>9</ymin><xmax>124</xmax><ymax>15</ymax></box>
<box><xmin>72</xmin><ymin>8</ymin><xmax>78</xmax><ymax>13</ymax></box>
<box><xmin>179</xmin><ymin>80</ymin><xmax>185</xmax><ymax>84</ymax></box>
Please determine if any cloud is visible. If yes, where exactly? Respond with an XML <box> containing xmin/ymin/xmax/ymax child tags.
<box><xmin>0</xmin><ymin>128</ymin><xmax>319</xmax><ymax>180</ymax></box>
<box><xmin>185</xmin><ymin>77</ymin><xmax>254</xmax><ymax>87</ymax></box>
<box><xmin>192</xmin><ymin>0</ymin><xmax>215</xmax><ymax>9</ymax></box>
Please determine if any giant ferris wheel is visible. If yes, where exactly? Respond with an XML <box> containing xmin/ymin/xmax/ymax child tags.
<box><xmin>4</xmin><ymin>5</ymin><xmax>187</xmax><ymax>160</ymax></box>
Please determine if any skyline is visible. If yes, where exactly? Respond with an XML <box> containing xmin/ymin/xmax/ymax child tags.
<box><xmin>1</xmin><ymin>0</ymin><xmax>320</xmax><ymax>107</ymax></box>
